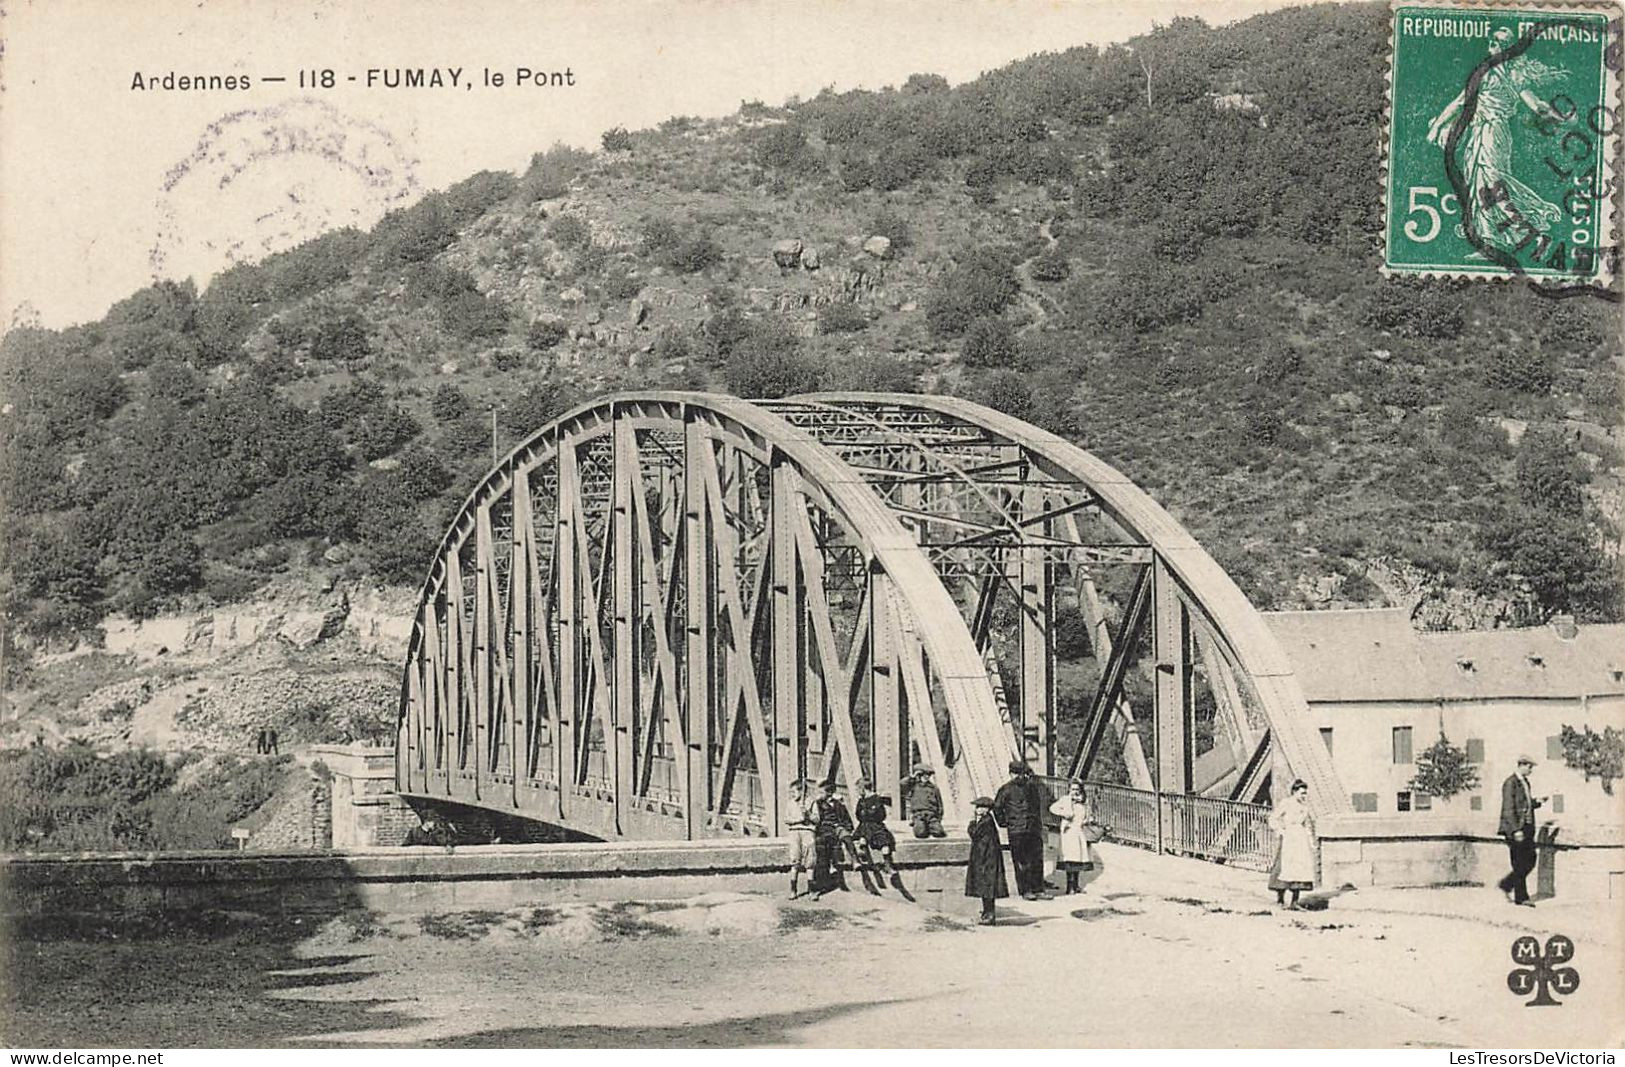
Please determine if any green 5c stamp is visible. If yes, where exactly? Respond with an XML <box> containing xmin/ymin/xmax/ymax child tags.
<box><xmin>1384</xmin><ymin>2</ymin><xmax>1620</xmax><ymax>286</ymax></box>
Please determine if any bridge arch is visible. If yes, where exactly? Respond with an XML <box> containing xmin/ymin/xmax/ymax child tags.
<box><xmin>395</xmin><ymin>391</ymin><xmax>1346</xmax><ymax>842</ymax></box>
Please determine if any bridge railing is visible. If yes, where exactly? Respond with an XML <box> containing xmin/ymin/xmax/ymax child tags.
<box><xmin>1038</xmin><ymin>776</ymin><xmax>1277</xmax><ymax>873</ymax></box>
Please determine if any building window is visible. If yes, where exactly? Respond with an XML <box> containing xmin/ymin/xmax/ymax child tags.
<box><xmin>1465</xmin><ymin>737</ymin><xmax>1484</xmax><ymax>763</ymax></box>
<box><xmin>1397</xmin><ymin>790</ymin><xmax>1413</xmax><ymax>812</ymax></box>
<box><xmin>1470</xmin><ymin>795</ymin><xmax>1483</xmax><ymax>811</ymax></box>
<box><xmin>1352</xmin><ymin>792</ymin><xmax>1378</xmax><ymax>813</ymax></box>
<box><xmin>1551</xmin><ymin>794</ymin><xmax>1565</xmax><ymax>814</ymax></box>
<box><xmin>1547</xmin><ymin>735</ymin><xmax>1565</xmax><ymax>760</ymax></box>
<box><xmin>1393</xmin><ymin>726</ymin><xmax>1414</xmax><ymax>764</ymax></box>
<box><xmin>1415</xmin><ymin>792</ymin><xmax>1433</xmax><ymax>811</ymax></box>
<box><xmin>1320</xmin><ymin>727</ymin><xmax>1334</xmax><ymax>756</ymax></box>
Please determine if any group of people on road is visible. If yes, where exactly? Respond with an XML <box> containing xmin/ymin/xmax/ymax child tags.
<box><xmin>788</xmin><ymin>748</ymin><xmax>1556</xmax><ymax>922</ymax></box>
<box><xmin>786</xmin><ymin>776</ymin><xmax>904</xmax><ymax>900</ymax></box>
<box><xmin>966</xmin><ymin>762</ymin><xmax>1103</xmax><ymax>924</ymax></box>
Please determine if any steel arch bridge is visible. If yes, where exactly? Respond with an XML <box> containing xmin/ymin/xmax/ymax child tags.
<box><xmin>394</xmin><ymin>392</ymin><xmax>1347</xmax><ymax>841</ymax></box>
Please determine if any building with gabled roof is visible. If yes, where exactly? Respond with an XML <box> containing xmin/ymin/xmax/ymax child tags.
<box><xmin>1262</xmin><ymin>608</ymin><xmax>1625</xmax><ymax>842</ymax></box>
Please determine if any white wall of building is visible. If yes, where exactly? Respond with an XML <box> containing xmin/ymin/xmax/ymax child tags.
<box><xmin>1310</xmin><ymin>695</ymin><xmax>1625</xmax><ymax>843</ymax></box>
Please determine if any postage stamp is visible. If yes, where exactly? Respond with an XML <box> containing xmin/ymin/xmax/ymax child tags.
<box><xmin>1384</xmin><ymin>0</ymin><xmax>1621</xmax><ymax>286</ymax></box>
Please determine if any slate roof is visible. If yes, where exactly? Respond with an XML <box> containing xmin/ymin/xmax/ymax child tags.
<box><xmin>1261</xmin><ymin>608</ymin><xmax>1625</xmax><ymax>703</ymax></box>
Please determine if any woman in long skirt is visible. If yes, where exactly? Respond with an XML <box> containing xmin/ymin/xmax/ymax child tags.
<box><xmin>1267</xmin><ymin>778</ymin><xmax>1317</xmax><ymax>909</ymax></box>
<box><xmin>1049</xmin><ymin>779</ymin><xmax>1096</xmax><ymax>894</ymax></box>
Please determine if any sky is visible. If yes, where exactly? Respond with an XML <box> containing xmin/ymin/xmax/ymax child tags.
<box><xmin>0</xmin><ymin>0</ymin><xmax>1297</xmax><ymax>330</ymax></box>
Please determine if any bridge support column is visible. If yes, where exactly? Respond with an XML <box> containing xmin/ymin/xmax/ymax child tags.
<box><xmin>771</xmin><ymin>459</ymin><xmax>805</xmax><ymax>830</ymax></box>
<box><xmin>683</xmin><ymin>417</ymin><xmax>714</xmax><ymax>837</ymax></box>
<box><xmin>1153</xmin><ymin>555</ymin><xmax>1194</xmax><ymax>802</ymax></box>
<box><xmin>612</xmin><ymin>416</ymin><xmax>637</xmax><ymax>835</ymax></box>
<box><xmin>870</xmin><ymin>570</ymin><xmax>904</xmax><ymax>800</ymax></box>
<box><xmin>1019</xmin><ymin>539</ymin><xmax>1053</xmax><ymax>775</ymax></box>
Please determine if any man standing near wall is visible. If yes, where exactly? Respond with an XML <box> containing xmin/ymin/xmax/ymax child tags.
<box><xmin>1497</xmin><ymin>755</ymin><xmax>1544</xmax><ymax>907</ymax></box>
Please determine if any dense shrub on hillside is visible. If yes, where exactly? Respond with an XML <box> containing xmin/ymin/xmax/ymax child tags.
<box><xmin>307</xmin><ymin>309</ymin><xmax>373</xmax><ymax>363</ymax></box>
<box><xmin>979</xmin><ymin>370</ymin><xmax>1035</xmax><ymax>419</ymax></box>
<box><xmin>962</xmin><ymin>317</ymin><xmax>1020</xmax><ymax>367</ymax></box>
<box><xmin>371</xmin><ymin>193</ymin><xmax>459</xmax><ymax>266</ymax></box>
<box><xmin>526</xmin><ymin>318</ymin><xmax>569</xmax><ymax>352</ymax></box>
<box><xmin>925</xmin><ymin>247</ymin><xmax>1021</xmax><ymax>338</ymax></box>
<box><xmin>196</xmin><ymin>263</ymin><xmax>272</xmax><ymax>364</ymax></box>
<box><xmin>749</xmin><ymin>124</ymin><xmax>815</xmax><ymax>172</ymax></box>
<box><xmin>722</xmin><ymin>322</ymin><xmax>822</xmax><ymax>398</ymax></box>
<box><xmin>601</xmin><ymin>126</ymin><xmax>633</xmax><ymax>152</ymax></box>
<box><xmin>1514</xmin><ymin>430</ymin><xmax>1587</xmax><ymax>518</ymax></box>
<box><xmin>549</xmin><ymin>214</ymin><xmax>592</xmax><ymax>251</ymax></box>
<box><xmin>500</xmin><ymin>378</ymin><xmax>579</xmax><ymax>436</ymax></box>
<box><xmin>0</xmin><ymin>745</ymin><xmax>293</xmax><ymax>852</ymax></box>
<box><xmin>522</xmin><ymin>143</ymin><xmax>591</xmax><ymax>201</ymax></box>
<box><xmin>1484</xmin><ymin>345</ymin><xmax>1556</xmax><ymax>395</ymax></box>
<box><xmin>408</xmin><ymin>264</ymin><xmax>511</xmax><ymax>342</ymax></box>
<box><xmin>818</xmin><ymin>302</ymin><xmax>868</xmax><ymax>335</ymax></box>
<box><xmin>1087</xmin><ymin>259</ymin><xmax>1208</xmax><ymax>334</ymax></box>
<box><xmin>666</xmin><ymin>234</ymin><xmax>725</xmax><ymax>274</ymax></box>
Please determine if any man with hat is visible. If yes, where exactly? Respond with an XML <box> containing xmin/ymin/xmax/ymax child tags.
<box><xmin>965</xmin><ymin>795</ymin><xmax>1008</xmax><ymax>925</ymax></box>
<box><xmin>1497</xmin><ymin>755</ymin><xmax>1546</xmax><ymax>906</ymax></box>
<box><xmin>994</xmin><ymin>759</ymin><xmax>1051</xmax><ymax>900</ymax></box>
<box><xmin>903</xmin><ymin>763</ymin><xmax>946</xmax><ymax>839</ymax></box>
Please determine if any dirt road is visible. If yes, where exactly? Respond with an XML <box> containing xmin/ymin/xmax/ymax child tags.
<box><xmin>5</xmin><ymin>845</ymin><xmax>1619</xmax><ymax>1048</ymax></box>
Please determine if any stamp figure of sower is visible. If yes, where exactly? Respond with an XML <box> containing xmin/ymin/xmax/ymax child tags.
<box><xmin>1425</xmin><ymin>24</ymin><xmax>1568</xmax><ymax>256</ymax></box>
<box><xmin>1385</xmin><ymin>2</ymin><xmax>1619</xmax><ymax>283</ymax></box>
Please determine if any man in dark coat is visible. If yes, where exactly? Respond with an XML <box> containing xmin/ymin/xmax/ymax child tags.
<box><xmin>994</xmin><ymin>759</ymin><xmax>1051</xmax><ymax>899</ymax></box>
<box><xmin>810</xmin><ymin>780</ymin><xmax>855</xmax><ymax>899</ymax></box>
<box><xmin>1497</xmin><ymin>755</ymin><xmax>1544</xmax><ymax>906</ymax></box>
<box><xmin>965</xmin><ymin>796</ymin><xmax>1008</xmax><ymax>925</ymax></box>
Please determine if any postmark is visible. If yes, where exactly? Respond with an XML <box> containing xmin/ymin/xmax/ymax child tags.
<box><xmin>1383</xmin><ymin>1</ymin><xmax>1621</xmax><ymax>290</ymax></box>
<box><xmin>148</xmin><ymin>98</ymin><xmax>422</xmax><ymax>284</ymax></box>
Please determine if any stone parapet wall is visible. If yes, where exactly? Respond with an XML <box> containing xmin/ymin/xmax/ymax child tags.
<box><xmin>0</xmin><ymin>838</ymin><xmax>972</xmax><ymax>922</ymax></box>
<box><xmin>1318</xmin><ymin>815</ymin><xmax>1623</xmax><ymax>900</ymax></box>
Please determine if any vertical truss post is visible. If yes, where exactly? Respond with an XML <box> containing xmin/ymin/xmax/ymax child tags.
<box><xmin>555</xmin><ymin>438</ymin><xmax>578</xmax><ymax>816</ymax></box>
<box><xmin>869</xmin><ymin>569</ymin><xmax>904</xmax><ymax>802</ymax></box>
<box><xmin>511</xmin><ymin>467</ymin><xmax>532</xmax><ymax>802</ymax></box>
<box><xmin>1019</xmin><ymin>540</ymin><xmax>1053</xmax><ymax>775</ymax></box>
<box><xmin>445</xmin><ymin>550</ymin><xmax>465</xmax><ymax>780</ymax></box>
<box><xmin>612</xmin><ymin>413</ymin><xmax>637</xmax><ymax>834</ymax></box>
<box><xmin>1153</xmin><ymin>553</ymin><xmax>1194</xmax><ymax>799</ymax></box>
<box><xmin>770</xmin><ymin>457</ymin><xmax>804</xmax><ymax>832</ymax></box>
<box><xmin>683</xmin><ymin>417</ymin><xmax>714</xmax><ymax>837</ymax></box>
<box><xmin>475</xmin><ymin>505</ymin><xmax>498</xmax><ymax>803</ymax></box>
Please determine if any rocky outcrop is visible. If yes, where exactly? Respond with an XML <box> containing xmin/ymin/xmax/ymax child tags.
<box><xmin>862</xmin><ymin>235</ymin><xmax>892</xmax><ymax>259</ymax></box>
<box><xmin>772</xmin><ymin>239</ymin><xmax>803</xmax><ymax>269</ymax></box>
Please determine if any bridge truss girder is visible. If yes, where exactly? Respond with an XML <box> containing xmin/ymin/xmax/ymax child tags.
<box><xmin>395</xmin><ymin>392</ymin><xmax>1348</xmax><ymax>842</ymax></box>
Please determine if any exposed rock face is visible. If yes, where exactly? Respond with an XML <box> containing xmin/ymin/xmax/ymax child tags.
<box><xmin>800</xmin><ymin>246</ymin><xmax>820</xmax><ymax>270</ymax></box>
<box><xmin>559</xmin><ymin>287</ymin><xmax>586</xmax><ymax>305</ymax></box>
<box><xmin>629</xmin><ymin>299</ymin><xmax>649</xmax><ymax>325</ymax></box>
<box><xmin>862</xmin><ymin>235</ymin><xmax>892</xmax><ymax>259</ymax></box>
<box><xmin>772</xmin><ymin>239</ymin><xmax>803</xmax><ymax>268</ymax></box>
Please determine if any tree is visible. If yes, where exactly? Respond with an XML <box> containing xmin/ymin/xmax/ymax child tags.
<box><xmin>1514</xmin><ymin>429</ymin><xmax>1586</xmax><ymax>518</ymax></box>
<box><xmin>1557</xmin><ymin>725</ymin><xmax>1623</xmax><ymax>794</ymax></box>
<box><xmin>601</xmin><ymin>126</ymin><xmax>633</xmax><ymax>152</ymax></box>
<box><xmin>1409</xmin><ymin>732</ymin><xmax>1480</xmax><ymax>799</ymax></box>
<box><xmin>980</xmin><ymin>370</ymin><xmax>1035</xmax><ymax>420</ymax></box>
<box><xmin>724</xmin><ymin>325</ymin><xmax>823</xmax><ymax>399</ymax></box>
<box><xmin>308</xmin><ymin>311</ymin><xmax>372</xmax><ymax>363</ymax></box>
<box><xmin>962</xmin><ymin>317</ymin><xmax>1020</xmax><ymax>367</ymax></box>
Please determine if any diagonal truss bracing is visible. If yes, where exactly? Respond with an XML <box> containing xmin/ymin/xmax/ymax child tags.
<box><xmin>396</xmin><ymin>392</ymin><xmax>1348</xmax><ymax>842</ymax></box>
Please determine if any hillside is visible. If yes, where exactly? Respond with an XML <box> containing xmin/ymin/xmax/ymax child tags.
<box><xmin>2</xmin><ymin>1</ymin><xmax>1621</xmax><ymax>747</ymax></box>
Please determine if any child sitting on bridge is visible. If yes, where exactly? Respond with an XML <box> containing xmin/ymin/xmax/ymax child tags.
<box><xmin>852</xmin><ymin>777</ymin><xmax>898</xmax><ymax>882</ymax></box>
